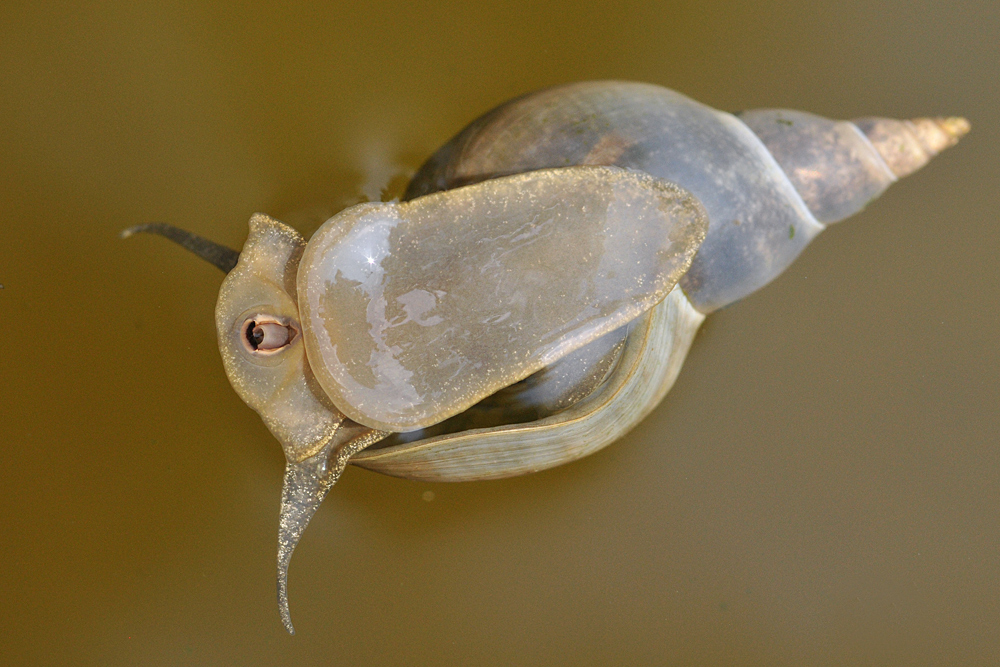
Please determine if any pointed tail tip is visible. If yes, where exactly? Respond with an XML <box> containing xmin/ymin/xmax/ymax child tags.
<box><xmin>279</xmin><ymin>581</ymin><xmax>296</xmax><ymax>635</ymax></box>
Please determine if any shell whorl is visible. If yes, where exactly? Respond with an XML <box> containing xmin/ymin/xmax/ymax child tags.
<box><xmin>852</xmin><ymin>116</ymin><xmax>971</xmax><ymax>179</ymax></box>
<box><xmin>738</xmin><ymin>110</ymin><xmax>970</xmax><ymax>224</ymax></box>
<box><xmin>737</xmin><ymin>109</ymin><xmax>898</xmax><ymax>224</ymax></box>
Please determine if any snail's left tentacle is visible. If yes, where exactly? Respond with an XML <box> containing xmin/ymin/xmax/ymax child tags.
<box><xmin>121</xmin><ymin>222</ymin><xmax>241</xmax><ymax>273</ymax></box>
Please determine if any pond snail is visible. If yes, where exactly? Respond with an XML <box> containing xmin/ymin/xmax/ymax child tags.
<box><xmin>124</xmin><ymin>81</ymin><xmax>969</xmax><ymax>633</ymax></box>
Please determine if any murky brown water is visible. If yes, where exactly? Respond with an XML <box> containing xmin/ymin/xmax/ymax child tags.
<box><xmin>2</xmin><ymin>1</ymin><xmax>997</xmax><ymax>664</ymax></box>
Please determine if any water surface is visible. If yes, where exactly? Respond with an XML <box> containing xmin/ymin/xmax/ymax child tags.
<box><xmin>1</xmin><ymin>0</ymin><xmax>997</xmax><ymax>664</ymax></box>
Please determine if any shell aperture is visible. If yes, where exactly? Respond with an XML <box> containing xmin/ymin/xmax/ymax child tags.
<box><xmin>298</xmin><ymin>166</ymin><xmax>708</xmax><ymax>432</ymax></box>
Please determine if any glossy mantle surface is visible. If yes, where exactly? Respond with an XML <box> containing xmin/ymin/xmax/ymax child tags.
<box><xmin>299</xmin><ymin>167</ymin><xmax>706</xmax><ymax>431</ymax></box>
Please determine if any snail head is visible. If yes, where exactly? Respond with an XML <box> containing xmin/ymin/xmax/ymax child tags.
<box><xmin>123</xmin><ymin>215</ymin><xmax>346</xmax><ymax>462</ymax></box>
<box><xmin>124</xmin><ymin>214</ymin><xmax>361</xmax><ymax>634</ymax></box>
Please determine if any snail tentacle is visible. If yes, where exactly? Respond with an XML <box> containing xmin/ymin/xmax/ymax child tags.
<box><xmin>121</xmin><ymin>222</ymin><xmax>240</xmax><ymax>273</ymax></box>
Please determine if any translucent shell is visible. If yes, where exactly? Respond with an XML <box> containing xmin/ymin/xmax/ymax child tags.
<box><xmin>406</xmin><ymin>81</ymin><xmax>969</xmax><ymax>314</ymax></box>
<box><xmin>737</xmin><ymin>109</ymin><xmax>898</xmax><ymax>223</ymax></box>
<box><xmin>396</xmin><ymin>82</ymin><xmax>971</xmax><ymax>458</ymax></box>
<box><xmin>297</xmin><ymin>166</ymin><xmax>707</xmax><ymax>432</ymax></box>
<box><xmin>406</xmin><ymin>81</ymin><xmax>826</xmax><ymax>313</ymax></box>
<box><xmin>853</xmin><ymin>116</ymin><xmax>970</xmax><ymax>178</ymax></box>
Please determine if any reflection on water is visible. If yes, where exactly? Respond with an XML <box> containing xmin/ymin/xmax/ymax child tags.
<box><xmin>1</xmin><ymin>0</ymin><xmax>997</xmax><ymax>664</ymax></box>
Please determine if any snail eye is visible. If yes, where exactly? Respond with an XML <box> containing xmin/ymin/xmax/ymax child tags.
<box><xmin>243</xmin><ymin>318</ymin><xmax>297</xmax><ymax>354</ymax></box>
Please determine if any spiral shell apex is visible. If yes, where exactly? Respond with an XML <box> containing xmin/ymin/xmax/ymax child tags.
<box><xmin>853</xmin><ymin>116</ymin><xmax>971</xmax><ymax>178</ymax></box>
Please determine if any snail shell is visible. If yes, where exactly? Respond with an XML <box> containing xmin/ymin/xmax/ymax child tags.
<box><xmin>353</xmin><ymin>81</ymin><xmax>969</xmax><ymax>480</ymax></box>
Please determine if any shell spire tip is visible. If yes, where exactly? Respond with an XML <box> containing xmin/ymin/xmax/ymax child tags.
<box><xmin>853</xmin><ymin>114</ymin><xmax>970</xmax><ymax>179</ymax></box>
<box><xmin>931</xmin><ymin>116</ymin><xmax>971</xmax><ymax>143</ymax></box>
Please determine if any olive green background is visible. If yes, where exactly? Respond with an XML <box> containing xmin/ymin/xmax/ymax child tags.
<box><xmin>1</xmin><ymin>1</ymin><xmax>996</xmax><ymax>665</ymax></box>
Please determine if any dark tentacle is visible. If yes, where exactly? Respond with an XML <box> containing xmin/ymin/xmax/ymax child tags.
<box><xmin>121</xmin><ymin>223</ymin><xmax>240</xmax><ymax>273</ymax></box>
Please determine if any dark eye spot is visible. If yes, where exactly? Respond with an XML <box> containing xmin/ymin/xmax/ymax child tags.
<box><xmin>246</xmin><ymin>321</ymin><xmax>265</xmax><ymax>349</ymax></box>
<box><xmin>241</xmin><ymin>316</ymin><xmax>298</xmax><ymax>355</ymax></box>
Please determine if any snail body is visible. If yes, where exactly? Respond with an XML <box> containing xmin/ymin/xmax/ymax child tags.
<box><xmin>124</xmin><ymin>81</ymin><xmax>968</xmax><ymax>633</ymax></box>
